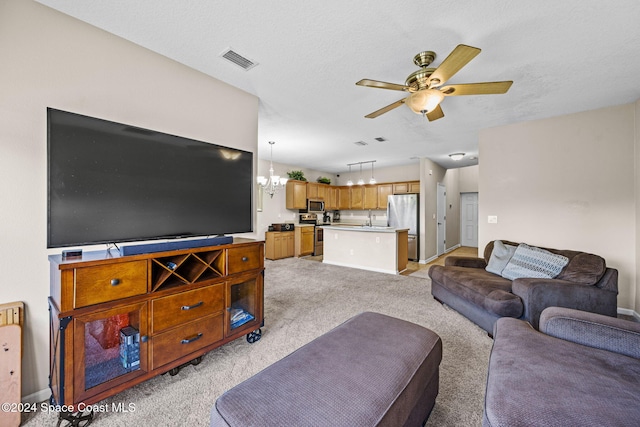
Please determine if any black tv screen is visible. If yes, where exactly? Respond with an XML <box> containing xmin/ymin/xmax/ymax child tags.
<box><xmin>47</xmin><ymin>108</ymin><xmax>253</xmax><ymax>248</ymax></box>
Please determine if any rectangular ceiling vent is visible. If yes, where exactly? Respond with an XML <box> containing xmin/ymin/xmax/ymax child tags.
<box><xmin>374</xmin><ymin>137</ymin><xmax>387</xmax><ymax>142</ymax></box>
<box><xmin>220</xmin><ymin>48</ymin><xmax>258</xmax><ymax>71</ymax></box>
<box><xmin>353</xmin><ymin>141</ymin><xmax>368</xmax><ymax>146</ymax></box>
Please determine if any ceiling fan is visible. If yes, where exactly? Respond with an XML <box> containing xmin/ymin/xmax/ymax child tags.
<box><xmin>356</xmin><ymin>44</ymin><xmax>513</xmax><ymax>121</ymax></box>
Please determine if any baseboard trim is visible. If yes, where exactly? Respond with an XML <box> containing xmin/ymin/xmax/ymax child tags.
<box><xmin>445</xmin><ymin>244</ymin><xmax>461</xmax><ymax>253</ymax></box>
<box><xmin>322</xmin><ymin>260</ymin><xmax>398</xmax><ymax>275</ymax></box>
<box><xmin>617</xmin><ymin>307</ymin><xmax>640</xmax><ymax>322</ymax></box>
<box><xmin>23</xmin><ymin>388</ymin><xmax>50</xmax><ymax>404</ymax></box>
<box><xmin>420</xmin><ymin>255</ymin><xmax>438</xmax><ymax>264</ymax></box>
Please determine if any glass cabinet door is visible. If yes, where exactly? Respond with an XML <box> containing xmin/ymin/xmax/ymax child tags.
<box><xmin>73</xmin><ymin>301</ymin><xmax>148</xmax><ymax>403</ymax></box>
<box><xmin>226</xmin><ymin>274</ymin><xmax>263</xmax><ymax>337</ymax></box>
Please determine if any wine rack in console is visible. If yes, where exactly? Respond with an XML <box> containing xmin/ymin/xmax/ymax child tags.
<box><xmin>151</xmin><ymin>249</ymin><xmax>224</xmax><ymax>291</ymax></box>
<box><xmin>48</xmin><ymin>239</ymin><xmax>264</xmax><ymax>424</ymax></box>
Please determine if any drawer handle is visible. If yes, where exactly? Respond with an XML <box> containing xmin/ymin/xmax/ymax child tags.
<box><xmin>181</xmin><ymin>333</ymin><xmax>203</xmax><ymax>345</ymax></box>
<box><xmin>242</xmin><ymin>256</ymin><xmax>249</xmax><ymax>262</ymax></box>
<box><xmin>181</xmin><ymin>301</ymin><xmax>204</xmax><ymax>311</ymax></box>
<box><xmin>110</xmin><ymin>279</ymin><xmax>120</xmax><ymax>286</ymax></box>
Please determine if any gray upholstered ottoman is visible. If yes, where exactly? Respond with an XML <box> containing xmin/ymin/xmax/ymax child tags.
<box><xmin>210</xmin><ymin>312</ymin><xmax>442</xmax><ymax>427</ymax></box>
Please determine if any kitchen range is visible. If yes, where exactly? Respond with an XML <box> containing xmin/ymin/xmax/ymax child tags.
<box><xmin>299</xmin><ymin>213</ymin><xmax>324</xmax><ymax>256</ymax></box>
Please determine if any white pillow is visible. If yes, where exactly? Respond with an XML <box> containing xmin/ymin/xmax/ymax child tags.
<box><xmin>485</xmin><ymin>240</ymin><xmax>517</xmax><ymax>275</ymax></box>
<box><xmin>501</xmin><ymin>243</ymin><xmax>569</xmax><ymax>280</ymax></box>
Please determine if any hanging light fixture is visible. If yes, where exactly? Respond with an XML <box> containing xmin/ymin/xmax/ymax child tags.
<box><xmin>346</xmin><ymin>164</ymin><xmax>354</xmax><ymax>186</ymax></box>
<box><xmin>405</xmin><ymin>89</ymin><xmax>445</xmax><ymax>115</ymax></box>
<box><xmin>257</xmin><ymin>141</ymin><xmax>288</xmax><ymax>198</ymax></box>
<box><xmin>346</xmin><ymin>161</ymin><xmax>376</xmax><ymax>185</ymax></box>
<box><xmin>369</xmin><ymin>161</ymin><xmax>376</xmax><ymax>184</ymax></box>
<box><xmin>357</xmin><ymin>163</ymin><xmax>365</xmax><ymax>185</ymax></box>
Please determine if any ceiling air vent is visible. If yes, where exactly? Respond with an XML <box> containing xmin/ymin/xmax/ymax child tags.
<box><xmin>353</xmin><ymin>141</ymin><xmax>368</xmax><ymax>146</ymax></box>
<box><xmin>220</xmin><ymin>48</ymin><xmax>258</xmax><ymax>71</ymax></box>
<box><xmin>374</xmin><ymin>137</ymin><xmax>387</xmax><ymax>142</ymax></box>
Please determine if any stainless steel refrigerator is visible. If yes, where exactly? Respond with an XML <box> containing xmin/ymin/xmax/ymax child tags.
<box><xmin>387</xmin><ymin>194</ymin><xmax>419</xmax><ymax>261</ymax></box>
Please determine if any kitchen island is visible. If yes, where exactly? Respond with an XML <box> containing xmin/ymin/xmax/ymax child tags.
<box><xmin>320</xmin><ymin>225</ymin><xmax>409</xmax><ymax>274</ymax></box>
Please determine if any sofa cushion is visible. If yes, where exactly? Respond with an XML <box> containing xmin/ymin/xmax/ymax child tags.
<box><xmin>556</xmin><ymin>252</ymin><xmax>607</xmax><ymax>285</ymax></box>
<box><xmin>485</xmin><ymin>240</ymin><xmax>517</xmax><ymax>275</ymax></box>
<box><xmin>429</xmin><ymin>266</ymin><xmax>522</xmax><ymax>318</ymax></box>
<box><xmin>501</xmin><ymin>243</ymin><xmax>569</xmax><ymax>280</ymax></box>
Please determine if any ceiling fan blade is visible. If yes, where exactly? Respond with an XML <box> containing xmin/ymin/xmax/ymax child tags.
<box><xmin>426</xmin><ymin>104</ymin><xmax>444</xmax><ymax>121</ymax></box>
<box><xmin>364</xmin><ymin>98</ymin><xmax>406</xmax><ymax>118</ymax></box>
<box><xmin>356</xmin><ymin>79</ymin><xmax>411</xmax><ymax>91</ymax></box>
<box><xmin>428</xmin><ymin>44</ymin><xmax>481</xmax><ymax>87</ymax></box>
<box><xmin>440</xmin><ymin>81</ymin><xmax>513</xmax><ymax>96</ymax></box>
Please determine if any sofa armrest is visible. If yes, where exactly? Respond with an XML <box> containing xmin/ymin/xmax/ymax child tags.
<box><xmin>444</xmin><ymin>256</ymin><xmax>486</xmax><ymax>269</ymax></box>
<box><xmin>511</xmin><ymin>278</ymin><xmax>617</xmax><ymax>329</ymax></box>
<box><xmin>539</xmin><ymin>307</ymin><xmax>640</xmax><ymax>359</ymax></box>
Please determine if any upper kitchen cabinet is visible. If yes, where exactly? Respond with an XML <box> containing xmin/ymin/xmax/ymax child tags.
<box><xmin>286</xmin><ymin>180</ymin><xmax>307</xmax><ymax>209</ymax></box>
<box><xmin>377</xmin><ymin>184</ymin><xmax>393</xmax><ymax>209</ymax></box>
<box><xmin>393</xmin><ymin>181</ymin><xmax>420</xmax><ymax>194</ymax></box>
<box><xmin>350</xmin><ymin>186</ymin><xmax>364</xmax><ymax>210</ymax></box>
<box><xmin>337</xmin><ymin>187</ymin><xmax>351</xmax><ymax>210</ymax></box>
<box><xmin>325</xmin><ymin>186</ymin><xmax>339</xmax><ymax>211</ymax></box>
<box><xmin>363</xmin><ymin>185</ymin><xmax>378</xmax><ymax>209</ymax></box>
<box><xmin>307</xmin><ymin>182</ymin><xmax>328</xmax><ymax>200</ymax></box>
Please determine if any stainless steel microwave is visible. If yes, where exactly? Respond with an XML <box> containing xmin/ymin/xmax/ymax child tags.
<box><xmin>307</xmin><ymin>199</ymin><xmax>325</xmax><ymax>213</ymax></box>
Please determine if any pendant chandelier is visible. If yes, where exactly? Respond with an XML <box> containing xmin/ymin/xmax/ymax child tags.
<box><xmin>346</xmin><ymin>160</ymin><xmax>376</xmax><ymax>186</ymax></box>
<box><xmin>257</xmin><ymin>141</ymin><xmax>288</xmax><ymax>198</ymax></box>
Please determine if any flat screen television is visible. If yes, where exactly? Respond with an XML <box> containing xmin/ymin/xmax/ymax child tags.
<box><xmin>47</xmin><ymin>108</ymin><xmax>253</xmax><ymax>248</ymax></box>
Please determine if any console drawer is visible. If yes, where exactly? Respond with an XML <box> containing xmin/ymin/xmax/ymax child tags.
<box><xmin>74</xmin><ymin>261</ymin><xmax>147</xmax><ymax>308</ymax></box>
<box><xmin>151</xmin><ymin>284</ymin><xmax>224</xmax><ymax>333</ymax></box>
<box><xmin>227</xmin><ymin>244</ymin><xmax>262</xmax><ymax>275</ymax></box>
<box><xmin>151</xmin><ymin>313</ymin><xmax>223</xmax><ymax>369</ymax></box>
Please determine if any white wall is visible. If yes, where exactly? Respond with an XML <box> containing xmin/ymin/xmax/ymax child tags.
<box><xmin>479</xmin><ymin>103</ymin><xmax>637</xmax><ymax>311</ymax></box>
<box><xmin>459</xmin><ymin>165</ymin><xmax>479</xmax><ymax>193</ymax></box>
<box><xmin>0</xmin><ymin>0</ymin><xmax>258</xmax><ymax>400</ymax></box>
<box><xmin>636</xmin><ymin>98</ymin><xmax>640</xmax><ymax>313</ymax></box>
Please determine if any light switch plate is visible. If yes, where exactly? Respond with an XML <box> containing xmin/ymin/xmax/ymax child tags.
<box><xmin>488</xmin><ymin>215</ymin><xmax>498</xmax><ymax>224</ymax></box>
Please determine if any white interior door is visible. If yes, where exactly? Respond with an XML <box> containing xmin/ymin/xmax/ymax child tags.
<box><xmin>437</xmin><ymin>183</ymin><xmax>446</xmax><ymax>255</ymax></box>
<box><xmin>460</xmin><ymin>192</ymin><xmax>479</xmax><ymax>247</ymax></box>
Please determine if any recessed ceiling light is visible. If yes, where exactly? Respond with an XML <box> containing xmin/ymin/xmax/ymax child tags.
<box><xmin>353</xmin><ymin>141</ymin><xmax>368</xmax><ymax>146</ymax></box>
<box><xmin>449</xmin><ymin>153</ymin><xmax>465</xmax><ymax>161</ymax></box>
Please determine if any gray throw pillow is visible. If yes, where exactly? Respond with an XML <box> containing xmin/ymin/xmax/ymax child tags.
<box><xmin>485</xmin><ymin>240</ymin><xmax>517</xmax><ymax>275</ymax></box>
<box><xmin>501</xmin><ymin>243</ymin><xmax>569</xmax><ymax>280</ymax></box>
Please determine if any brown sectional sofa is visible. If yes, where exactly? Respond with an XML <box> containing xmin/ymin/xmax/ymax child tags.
<box><xmin>484</xmin><ymin>307</ymin><xmax>640</xmax><ymax>426</ymax></box>
<box><xmin>428</xmin><ymin>240</ymin><xmax>618</xmax><ymax>333</ymax></box>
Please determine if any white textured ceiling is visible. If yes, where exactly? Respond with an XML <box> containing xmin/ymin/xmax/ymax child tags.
<box><xmin>35</xmin><ymin>0</ymin><xmax>640</xmax><ymax>172</ymax></box>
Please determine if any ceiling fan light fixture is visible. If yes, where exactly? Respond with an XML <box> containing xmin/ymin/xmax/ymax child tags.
<box><xmin>449</xmin><ymin>153</ymin><xmax>465</xmax><ymax>161</ymax></box>
<box><xmin>405</xmin><ymin>89</ymin><xmax>445</xmax><ymax>114</ymax></box>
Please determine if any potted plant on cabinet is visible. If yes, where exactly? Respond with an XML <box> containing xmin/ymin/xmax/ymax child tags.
<box><xmin>287</xmin><ymin>170</ymin><xmax>307</xmax><ymax>181</ymax></box>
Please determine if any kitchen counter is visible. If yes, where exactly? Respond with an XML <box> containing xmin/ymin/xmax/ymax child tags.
<box><xmin>321</xmin><ymin>226</ymin><xmax>409</xmax><ymax>275</ymax></box>
<box><xmin>321</xmin><ymin>225</ymin><xmax>399</xmax><ymax>233</ymax></box>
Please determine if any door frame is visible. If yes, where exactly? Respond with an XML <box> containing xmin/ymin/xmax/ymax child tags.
<box><xmin>436</xmin><ymin>183</ymin><xmax>446</xmax><ymax>256</ymax></box>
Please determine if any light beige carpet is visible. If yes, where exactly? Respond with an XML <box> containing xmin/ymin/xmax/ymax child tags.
<box><xmin>24</xmin><ymin>257</ymin><xmax>492</xmax><ymax>426</ymax></box>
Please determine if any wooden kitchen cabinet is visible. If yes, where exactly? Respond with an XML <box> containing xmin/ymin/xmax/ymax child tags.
<box><xmin>350</xmin><ymin>186</ymin><xmax>364</xmax><ymax>209</ymax></box>
<box><xmin>49</xmin><ymin>240</ymin><xmax>264</xmax><ymax>415</ymax></box>
<box><xmin>325</xmin><ymin>186</ymin><xmax>339</xmax><ymax>211</ymax></box>
<box><xmin>265</xmin><ymin>231</ymin><xmax>294</xmax><ymax>260</ymax></box>
<box><xmin>286</xmin><ymin>180</ymin><xmax>307</xmax><ymax>209</ymax></box>
<box><xmin>393</xmin><ymin>181</ymin><xmax>420</xmax><ymax>194</ymax></box>
<box><xmin>338</xmin><ymin>186</ymin><xmax>351</xmax><ymax>210</ymax></box>
<box><xmin>306</xmin><ymin>183</ymin><xmax>328</xmax><ymax>200</ymax></box>
<box><xmin>294</xmin><ymin>226</ymin><xmax>315</xmax><ymax>257</ymax></box>
<box><xmin>363</xmin><ymin>185</ymin><xmax>378</xmax><ymax>209</ymax></box>
<box><xmin>377</xmin><ymin>184</ymin><xmax>393</xmax><ymax>208</ymax></box>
